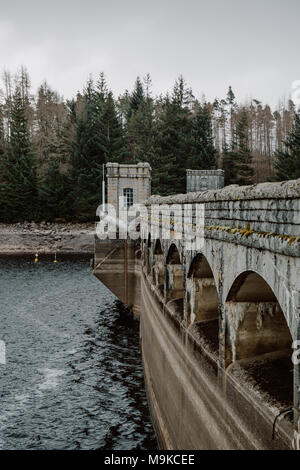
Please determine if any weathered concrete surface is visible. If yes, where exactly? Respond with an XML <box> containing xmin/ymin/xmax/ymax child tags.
<box><xmin>94</xmin><ymin>237</ymin><xmax>141</xmax><ymax>317</ymax></box>
<box><xmin>107</xmin><ymin>162</ymin><xmax>151</xmax><ymax>219</ymax></box>
<box><xmin>141</xmin><ymin>272</ymin><xmax>293</xmax><ymax>449</ymax></box>
<box><xmin>0</xmin><ymin>223</ymin><xmax>95</xmax><ymax>254</ymax></box>
<box><xmin>94</xmin><ymin>178</ymin><xmax>300</xmax><ymax>450</ymax></box>
<box><xmin>149</xmin><ymin>178</ymin><xmax>300</xmax><ymax>204</ymax></box>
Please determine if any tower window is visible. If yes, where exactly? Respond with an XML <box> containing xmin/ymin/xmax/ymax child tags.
<box><xmin>123</xmin><ymin>188</ymin><xmax>134</xmax><ymax>208</ymax></box>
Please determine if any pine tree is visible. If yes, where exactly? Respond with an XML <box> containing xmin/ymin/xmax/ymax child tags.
<box><xmin>39</xmin><ymin>159</ymin><xmax>70</xmax><ymax>220</ymax></box>
<box><xmin>0</xmin><ymin>88</ymin><xmax>38</xmax><ymax>222</ymax></box>
<box><xmin>188</xmin><ymin>103</ymin><xmax>217</xmax><ymax>170</ymax></box>
<box><xmin>125</xmin><ymin>75</ymin><xmax>157</xmax><ymax>164</ymax></box>
<box><xmin>274</xmin><ymin>110</ymin><xmax>300</xmax><ymax>181</ymax></box>
<box><xmin>34</xmin><ymin>81</ymin><xmax>67</xmax><ymax>173</ymax></box>
<box><xmin>226</xmin><ymin>86</ymin><xmax>236</xmax><ymax>147</ymax></box>
<box><xmin>102</xmin><ymin>91</ymin><xmax>126</xmax><ymax>163</ymax></box>
<box><xmin>235</xmin><ymin>110</ymin><xmax>254</xmax><ymax>185</ymax></box>
<box><xmin>70</xmin><ymin>78</ymin><xmax>107</xmax><ymax>220</ymax></box>
<box><xmin>172</xmin><ymin>75</ymin><xmax>194</xmax><ymax>108</ymax></box>
<box><xmin>58</xmin><ymin>97</ymin><xmax>79</xmax><ymax>165</ymax></box>
<box><xmin>96</xmin><ymin>72</ymin><xmax>108</xmax><ymax>102</ymax></box>
<box><xmin>155</xmin><ymin>83</ymin><xmax>192</xmax><ymax>195</ymax></box>
<box><xmin>96</xmin><ymin>76</ymin><xmax>126</xmax><ymax>163</ymax></box>
<box><xmin>143</xmin><ymin>73</ymin><xmax>152</xmax><ymax>99</ymax></box>
<box><xmin>154</xmin><ymin>97</ymin><xmax>178</xmax><ymax>195</ymax></box>
<box><xmin>127</xmin><ymin>77</ymin><xmax>144</xmax><ymax>120</ymax></box>
<box><xmin>117</xmin><ymin>90</ymin><xmax>131</xmax><ymax>126</ymax></box>
<box><xmin>0</xmin><ymin>87</ymin><xmax>37</xmax><ymax>222</ymax></box>
<box><xmin>222</xmin><ymin>143</ymin><xmax>237</xmax><ymax>186</ymax></box>
<box><xmin>223</xmin><ymin>109</ymin><xmax>253</xmax><ymax>186</ymax></box>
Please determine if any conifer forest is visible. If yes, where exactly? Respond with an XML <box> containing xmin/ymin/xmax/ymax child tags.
<box><xmin>0</xmin><ymin>67</ymin><xmax>299</xmax><ymax>222</ymax></box>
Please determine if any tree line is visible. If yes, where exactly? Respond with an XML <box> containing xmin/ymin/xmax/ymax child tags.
<box><xmin>0</xmin><ymin>67</ymin><xmax>299</xmax><ymax>222</ymax></box>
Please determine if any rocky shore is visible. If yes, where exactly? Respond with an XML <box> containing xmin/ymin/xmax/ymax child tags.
<box><xmin>0</xmin><ymin>222</ymin><xmax>95</xmax><ymax>254</ymax></box>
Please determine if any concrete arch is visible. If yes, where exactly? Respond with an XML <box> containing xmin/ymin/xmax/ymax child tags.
<box><xmin>224</xmin><ymin>270</ymin><xmax>294</xmax><ymax>412</ymax></box>
<box><xmin>184</xmin><ymin>241</ymin><xmax>222</xmax><ymax>293</ymax></box>
<box><xmin>224</xmin><ymin>270</ymin><xmax>293</xmax><ymax>358</ymax></box>
<box><xmin>153</xmin><ymin>240</ymin><xmax>164</xmax><ymax>295</ymax></box>
<box><xmin>154</xmin><ymin>239</ymin><xmax>163</xmax><ymax>255</ymax></box>
<box><xmin>186</xmin><ymin>253</ymin><xmax>220</xmax><ymax>356</ymax></box>
<box><xmin>187</xmin><ymin>254</ymin><xmax>219</xmax><ymax>321</ymax></box>
<box><xmin>223</xmin><ymin>264</ymin><xmax>293</xmax><ymax>334</ymax></box>
<box><xmin>187</xmin><ymin>252</ymin><xmax>219</xmax><ymax>289</ymax></box>
<box><xmin>166</xmin><ymin>243</ymin><xmax>181</xmax><ymax>265</ymax></box>
<box><xmin>165</xmin><ymin>243</ymin><xmax>185</xmax><ymax>318</ymax></box>
<box><xmin>164</xmin><ymin>240</ymin><xmax>183</xmax><ymax>265</ymax></box>
<box><xmin>226</xmin><ymin>270</ymin><xmax>281</xmax><ymax>303</ymax></box>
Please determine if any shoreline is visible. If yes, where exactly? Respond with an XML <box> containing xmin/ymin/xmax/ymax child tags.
<box><xmin>0</xmin><ymin>222</ymin><xmax>95</xmax><ymax>255</ymax></box>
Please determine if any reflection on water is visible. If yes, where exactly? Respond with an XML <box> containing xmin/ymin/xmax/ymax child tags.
<box><xmin>0</xmin><ymin>254</ymin><xmax>157</xmax><ymax>450</ymax></box>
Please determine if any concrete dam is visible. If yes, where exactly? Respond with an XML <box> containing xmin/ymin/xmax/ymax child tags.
<box><xmin>93</xmin><ymin>163</ymin><xmax>300</xmax><ymax>450</ymax></box>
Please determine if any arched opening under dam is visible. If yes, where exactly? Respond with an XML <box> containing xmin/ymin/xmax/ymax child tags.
<box><xmin>165</xmin><ymin>244</ymin><xmax>184</xmax><ymax>319</ymax></box>
<box><xmin>225</xmin><ymin>271</ymin><xmax>293</xmax><ymax>412</ymax></box>
<box><xmin>153</xmin><ymin>240</ymin><xmax>164</xmax><ymax>296</ymax></box>
<box><xmin>186</xmin><ymin>254</ymin><xmax>219</xmax><ymax>355</ymax></box>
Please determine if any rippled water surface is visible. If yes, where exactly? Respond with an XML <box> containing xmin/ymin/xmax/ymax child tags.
<box><xmin>0</xmin><ymin>255</ymin><xmax>157</xmax><ymax>450</ymax></box>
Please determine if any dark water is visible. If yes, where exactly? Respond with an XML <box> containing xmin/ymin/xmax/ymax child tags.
<box><xmin>0</xmin><ymin>254</ymin><xmax>157</xmax><ymax>450</ymax></box>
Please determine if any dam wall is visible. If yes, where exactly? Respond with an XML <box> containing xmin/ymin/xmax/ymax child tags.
<box><xmin>94</xmin><ymin>178</ymin><xmax>300</xmax><ymax>450</ymax></box>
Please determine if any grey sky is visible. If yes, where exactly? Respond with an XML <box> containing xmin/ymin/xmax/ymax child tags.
<box><xmin>0</xmin><ymin>0</ymin><xmax>299</xmax><ymax>107</ymax></box>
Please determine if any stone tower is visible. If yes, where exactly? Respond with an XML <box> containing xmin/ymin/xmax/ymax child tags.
<box><xmin>186</xmin><ymin>169</ymin><xmax>225</xmax><ymax>192</ymax></box>
<box><xmin>106</xmin><ymin>162</ymin><xmax>151</xmax><ymax>217</ymax></box>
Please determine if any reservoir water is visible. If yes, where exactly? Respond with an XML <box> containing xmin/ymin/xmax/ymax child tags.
<box><xmin>0</xmin><ymin>254</ymin><xmax>157</xmax><ymax>450</ymax></box>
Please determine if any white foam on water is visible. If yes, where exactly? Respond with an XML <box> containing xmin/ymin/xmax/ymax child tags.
<box><xmin>38</xmin><ymin>368</ymin><xmax>65</xmax><ymax>391</ymax></box>
<box><xmin>67</xmin><ymin>349</ymin><xmax>77</xmax><ymax>355</ymax></box>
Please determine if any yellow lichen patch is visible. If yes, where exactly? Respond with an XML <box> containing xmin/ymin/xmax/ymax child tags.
<box><xmin>203</xmin><ymin>224</ymin><xmax>299</xmax><ymax>246</ymax></box>
<box><xmin>244</xmin><ymin>230</ymin><xmax>255</xmax><ymax>238</ymax></box>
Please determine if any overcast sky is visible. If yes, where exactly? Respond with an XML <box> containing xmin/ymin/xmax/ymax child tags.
<box><xmin>0</xmin><ymin>0</ymin><xmax>299</xmax><ymax>107</ymax></box>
